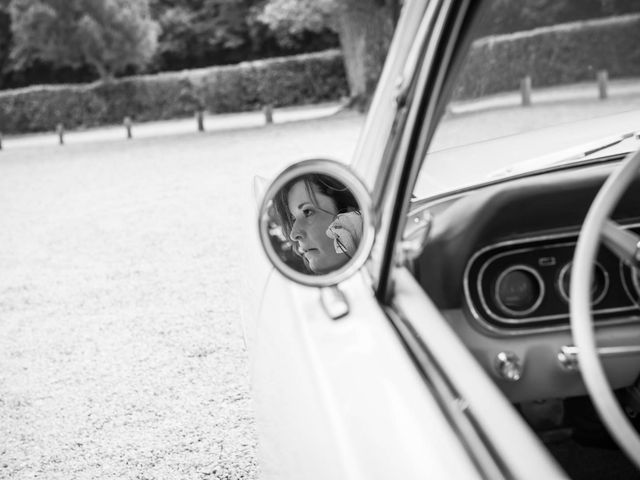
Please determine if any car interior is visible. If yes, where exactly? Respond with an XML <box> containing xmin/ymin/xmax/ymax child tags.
<box><xmin>402</xmin><ymin>1</ymin><xmax>640</xmax><ymax>478</ymax></box>
<box><xmin>407</xmin><ymin>149</ymin><xmax>640</xmax><ymax>479</ymax></box>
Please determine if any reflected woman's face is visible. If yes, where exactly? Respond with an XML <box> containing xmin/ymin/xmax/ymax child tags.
<box><xmin>287</xmin><ymin>180</ymin><xmax>349</xmax><ymax>273</ymax></box>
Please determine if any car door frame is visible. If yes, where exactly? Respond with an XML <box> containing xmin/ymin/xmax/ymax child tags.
<box><xmin>367</xmin><ymin>0</ymin><xmax>570</xmax><ymax>478</ymax></box>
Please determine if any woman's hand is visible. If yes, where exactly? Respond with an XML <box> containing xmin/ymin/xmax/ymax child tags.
<box><xmin>325</xmin><ymin>211</ymin><xmax>363</xmax><ymax>257</ymax></box>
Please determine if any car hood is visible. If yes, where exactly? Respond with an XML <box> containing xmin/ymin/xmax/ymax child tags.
<box><xmin>486</xmin><ymin>131</ymin><xmax>639</xmax><ymax>179</ymax></box>
<box><xmin>415</xmin><ymin>109</ymin><xmax>640</xmax><ymax>198</ymax></box>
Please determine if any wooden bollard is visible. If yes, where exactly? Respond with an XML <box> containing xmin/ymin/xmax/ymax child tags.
<box><xmin>56</xmin><ymin>123</ymin><xmax>64</xmax><ymax>145</ymax></box>
<box><xmin>263</xmin><ymin>104</ymin><xmax>273</xmax><ymax>124</ymax></box>
<box><xmin>597</xmin><ymin>70</ymin><xmax>609</xmax><ymax>100</ymax></box>
<box><xmin>520</xmin><ymin>76</ymin><xmax>532</xmax><ymax>106</ymax></box>
<box><xmin>196</xmin><ymin>110</ymin><xmax>204</xmax><ymax>132</ymax></box>
<box><xmin>123</xmin><ymin>116</ymin><xmax>132</xmax><ymax>139</ymax></box>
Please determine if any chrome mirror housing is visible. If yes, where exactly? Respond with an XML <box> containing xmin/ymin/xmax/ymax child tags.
<box><xmin>258</xmin><ymin>159</ymin><xmax>375</xmax><ymax>287</ymax></box>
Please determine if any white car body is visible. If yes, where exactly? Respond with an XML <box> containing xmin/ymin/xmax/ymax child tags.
<box><xmin>243</xmin><ymin>0</ymin><xmax>640</xmax><ymax>478</ymax></box>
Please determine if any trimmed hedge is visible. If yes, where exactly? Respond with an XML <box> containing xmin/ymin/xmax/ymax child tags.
<box><xmin>453</xmin><ymin>13</ymin><xmax>640</xmax><ymax>100</ymax></box>
<box><xmin>0</xmin><ymin>49</ymin><xmax>348</xmax><ymax>134</ymax></box>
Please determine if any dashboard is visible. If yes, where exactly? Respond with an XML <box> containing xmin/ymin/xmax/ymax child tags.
<box><xmin>410</xmin><ymin>158</ymin><xmax>640</xmax><ymax>402</ymax></box>
<box><xmin>465</xmin><ymin>228</ymin><xmax>640</xmax><ymax>333</ymax></box>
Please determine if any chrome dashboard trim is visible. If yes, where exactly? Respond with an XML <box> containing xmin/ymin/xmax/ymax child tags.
<box><xmin>475</xmin><ymin>241</ymin><xmax>631</xmax><ymax>325</ymax></box>
<box><xmin>558</xmin><ymin>344</ymin><xmax>640</xmax><ymax>372</ymax></box>
<box><xmin>463</xmin><ymin>224</ymin><xmax>640</xmax><ymax>336</ymax></box>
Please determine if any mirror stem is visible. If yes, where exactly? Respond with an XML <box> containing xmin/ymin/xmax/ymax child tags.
<box><xmin>320</xmin><ymin>286</ymin><xmax>350</xmax><ymax>320</ymax></box>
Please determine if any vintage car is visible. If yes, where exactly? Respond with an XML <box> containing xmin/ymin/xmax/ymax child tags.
<box><xmin>243</xmin><ymin>0</ymin><xmax>640</xmax><ymax>478</ymax></box>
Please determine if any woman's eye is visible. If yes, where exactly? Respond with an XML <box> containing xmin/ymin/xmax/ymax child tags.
<box><xmin>302</xmin><ymin>208</ymin><xmax>313</xmax><ymax>217</ymax></box>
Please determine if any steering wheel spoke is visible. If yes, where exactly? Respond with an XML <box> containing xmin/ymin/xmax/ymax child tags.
<box><xmin>571</xmin><ymin>146</ymin><xmax>640</xmax><ymax>470</ymax></box>
<box><xmin>602</xmin><ymin>219</ymin><xmax>640</xmax><ymax>268</ymax></box>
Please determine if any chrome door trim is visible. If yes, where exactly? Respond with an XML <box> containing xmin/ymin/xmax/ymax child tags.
<box><xmin>353</xmin><ymin>0</ymin><xmax>444</xmax><ymax>289</ymax></box>
<box><xmin>386</xmin><ymin>306</ymin><xmax>509</xmax><ymax>480</ymax></box>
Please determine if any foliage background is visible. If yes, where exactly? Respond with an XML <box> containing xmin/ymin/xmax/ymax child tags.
<box><xmin>2</xmin><ymin>1</ymin><xmax>638</xmax><ymax>90</ymax></box>
<box><xmin>2</xmin><ymin>0</ymin><xmax>640</xmax><ymax>135</ymax></box>
<box><xmin>0</xmin><ymin>0</ymin><xmax>339</xmax><ymax>90</ymax></box>
<box><xmin>0</xmin><ymin>49</ymin><xmax>347</xmax><ymax>134</ymax></box>
<box><xmin>455</xmin><ymin>13</ymin><xmax>640</xmax><ymax>100</ymax></box>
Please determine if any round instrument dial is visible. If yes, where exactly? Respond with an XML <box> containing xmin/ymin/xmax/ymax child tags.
<box><xmin>494</xmin><ymin>265</ymin><xmax>544</xmax><ymax>316</ymax></box>
<box><xmin>557</xmin><ymin>261</ymin><xmax>608</xmax><ymax>305</ymax></box>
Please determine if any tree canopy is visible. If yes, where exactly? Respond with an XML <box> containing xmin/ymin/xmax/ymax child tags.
<box><xmin>254</xmin><ymin>0</ymin><xmax>336</xmax><ymax>48</ymax></box>
<box><xmin>9</xmin><ymin>0</ymin><xmax>159</xmax><ymax>80</ymax></box>
<box><xmin>4</xmin><ymin>0</ymin><xmax>638</xmax><ymax>98</ymax></box>
<box><xmin>153</xmin><ymin>0</ymin><xmax>254</xmax><ymax>70</ymax></box>
<box><xmin>0</xmin><ymin>0</ymin><xmax>338</xmax><ymax>88</ymax></box>
<box><xmin>149</xmin><ymin>0</ymin><xmax>338</xmax><ymax>72</ymax></box>
<box><xmin>255</xmin><ymin>0</ymin><xmax>398</xmax><ymax>109</ymax></box>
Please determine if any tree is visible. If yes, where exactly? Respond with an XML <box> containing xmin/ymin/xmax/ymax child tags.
<box><xmin>255</xmin><ymin>0</ymin><xmax>400</xmax><ymax>110</ymax></box>
<box><xmin>256</xmin><ymin>0</ymin><xmax>335</xmax><ymax>48</ymax></box>
<box><xmin>0</xmin><ymin>0</ymin><xmax>12</xmax><ymax>88</ymax></box>
<box><xmin>9</xmin><ymin>0</ymin><xmax>160</xmax><ymax>81</ymax></box>
<box><xmin>151</xmin><ymin>0</ymin><xmax>258</xmax><ymax>70</ymax></box>
<box><xmin>152</xmin><ymin>5</ymin><xmax>199</xmax><ymax>69</ymax></box>
<box><xmin>332</xmin><ymin>0</ymin><xmax>399</xmax><ymax>110</ymax></box>
<box><xmin>149</xmin><ymin>0</ymin><xmax>332</xmax><ymax>72</ymax></box>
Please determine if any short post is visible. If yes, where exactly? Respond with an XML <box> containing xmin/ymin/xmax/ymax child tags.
<box><xmin>0</xmin><ymin>132</ymin><xmax>3</xmax><ymax>150</ymax></box>
<box><xmin>520</xmin><ymin>76</ymin><xmax>532</xmax><ymax>106</ymax></box>
<box><xmin>196</xmin><ymin>109</ymin><xmax>204</xmax><ymax>132</ymax></box>
<box><xmin>597</xmin><ymin>70</ymin><xmax>609</xmax><ymax>100</ymax></box>
<box><xmin>263</xmin><ymin>104</ymin><xmax>273</xmax><ymax>124</ymax></box>
<box><xmin>123</xmin><ymin>116</ymin><xmax>132</xmax><ymax>139</ymax></box>
<box><xmin>56</xmin><ymin>123</ymin><xmax>64</xmax><ymax>145</ymax></box>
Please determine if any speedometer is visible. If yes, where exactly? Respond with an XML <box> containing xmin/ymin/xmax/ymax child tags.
<box><xmin>494</xmin><ymin>265</ymin><xmax>544</xmax><ymax>316</ymax></box>
<box><xmin>557</xmin><ymin>262</ymin><xmax>608</xmax><ymax>305</ymax></box>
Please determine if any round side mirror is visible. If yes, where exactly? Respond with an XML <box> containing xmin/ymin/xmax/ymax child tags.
<box><xmin>258</xmin><ymin>159</ymin><xmax>375</xmax><ymax>287</ymax></box>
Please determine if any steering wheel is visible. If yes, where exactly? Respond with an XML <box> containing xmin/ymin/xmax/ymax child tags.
<box><xmin>570</xmin><ymin>146</ymin><xmax>640</xmax><ymax>469</ymax></box>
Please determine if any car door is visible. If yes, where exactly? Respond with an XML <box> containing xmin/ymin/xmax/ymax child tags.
<box><xmin>247</xmin><ymin>1</ymin><xmax>486</xmax><ymax>479</ymax></box>
<box><xmin>372</xmin><ymin>0</ymin><xmax>569</xmax><ymax>478</ymax></box>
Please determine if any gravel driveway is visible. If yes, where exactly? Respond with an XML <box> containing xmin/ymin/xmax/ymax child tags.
<box><xmin>0</xmin><ymin>113</ymin><xmax>363</xmax><ymax>480</ymax></box>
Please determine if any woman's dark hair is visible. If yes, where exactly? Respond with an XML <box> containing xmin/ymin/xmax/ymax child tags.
<box><xmin>273</xmin><ymin>173</ymin><xmax>359</xmax><ymax>243</ymax></box>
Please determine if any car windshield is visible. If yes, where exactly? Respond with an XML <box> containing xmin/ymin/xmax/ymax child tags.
<box><xmin>414</xmin><ymin>0</ymin><xmax>640</xmax><ymax>199</ymax></box>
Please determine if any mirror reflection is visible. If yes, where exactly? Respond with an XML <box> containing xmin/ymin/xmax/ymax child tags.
<box><xmin>266</xmin><ymin>173</ymin><xmax>363</xmax><ymax>275</ymax></box>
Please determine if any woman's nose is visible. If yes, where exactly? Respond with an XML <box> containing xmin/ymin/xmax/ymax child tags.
<box><xmin>289</xmin><ymin>221</ymin><xmax>303</xmax><ymax>241</ymax></box>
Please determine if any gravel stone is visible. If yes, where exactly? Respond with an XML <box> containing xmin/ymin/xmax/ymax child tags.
<box><xmin>0</xmin><ymin>113</ymin><xmax>363</xmax><ymax>480</ymax></box>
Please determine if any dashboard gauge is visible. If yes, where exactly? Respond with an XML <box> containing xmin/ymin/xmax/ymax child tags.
<box><xmin>494</xmin><ymin>265</ymin><xmax>544</xmax><ymax>316</ymax></box>
<box><xmin>467</xmin><ymin>230</ymin><xmax>640</xmax><ymax>330</ymax></box>
<box><xmin>557</xmin><ymin>262</ymin><xmax>608</xmax><ymax>305</ymax></box>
